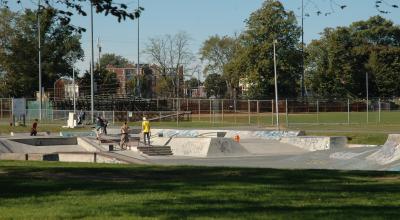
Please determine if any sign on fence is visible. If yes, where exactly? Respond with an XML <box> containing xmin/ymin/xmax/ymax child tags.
<box><xmin>12</xmin><ymin>98</ymin><xmax>26</xmax><ymax>117</ymax></box>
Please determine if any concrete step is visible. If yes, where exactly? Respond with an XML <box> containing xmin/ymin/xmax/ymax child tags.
<box><xmin>137</xmin><ymin>146</ymin><xmax>173</xmax><ymax>156</ymax></box>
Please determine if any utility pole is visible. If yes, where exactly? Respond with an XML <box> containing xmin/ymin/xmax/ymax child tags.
<box><xmin>90</xmin><ymin>2</ymin><xmax>94</xmax><ymax>123</ymax></box>
<box><xmin>273</xmin><ymin>40</ymin><xmax>279</xmax><ymax>130</ymax></box>
<box><xmin>366</xmin><ymin>72</ymin><xmax>369</xmax><ymax>124</ymax></box>
<box><xmin>97</xmin><ymin>37</ymin><xmax>101</xmax><ymax>69</ymax></box>
<box><xmin>73</xmin><ymin>68</ymin><xmax>76</xmax><ymax>115</ymax></box>
<box><xmin>136</xmin><ymin>0</ymin><xmax>141</xmax><ymax>97</ymax></box>
<box><xmin>38</xmin><ymin>0</ymin><xmax>42</xmax><ymax>120</ymax></box>
<box><xmin>301</xmin><ymin>0</ymin><xmax>305</xmax><ymax>98</ymax></box>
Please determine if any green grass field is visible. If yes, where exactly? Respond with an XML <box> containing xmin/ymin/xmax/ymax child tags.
<box><xmin>1</xmin><ymin>161</ymin><xmax>400</xmax><ymax>219</ymax></box>
<box><xmin>2</xmin><ymin>111</ymin><xmax>400</xmax><ymax>145</ymax></box>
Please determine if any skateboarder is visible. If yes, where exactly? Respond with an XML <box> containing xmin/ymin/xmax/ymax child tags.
<box><xmin>142</xmin><ymin>117</ymin><xmax>151</xmax><ymax>146</ymax></box>
<box><xmin>120</xmin><ymin>122</ymin><xmax>129</xmax><ymax>150</ymax></box>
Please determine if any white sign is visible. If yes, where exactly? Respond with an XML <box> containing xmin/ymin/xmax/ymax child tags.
<box><xmin>12</xmin><ymin>98</ymin><xmax>26</xmax><ymax>117</ymax></box>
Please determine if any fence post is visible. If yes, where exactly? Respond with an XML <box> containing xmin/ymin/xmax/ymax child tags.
<box><xmin>378</xmin><ymin>98</ymin><xmax>381</xmax><ymax>124</ymax></box>
<box><xmin>0</xmin><ymin>98</ymin><xmax>2</xmax><ymax>121</ymax></box>
<box><xmin>257</xmin><ymin>100</ymin><xmax>260</xmax><ymax>127</ymax></box>
<box><xmin>221</xmin><ymin>99</ymin><xmax>224</xmax><ymax>124</ymax></box>
<box><xmin>271</xmin><ymin>99</ymin><xmax>274</xmax><ymax>126</ymax></box>
<box><xmin>248</xmin><ymin>99</ymin><xmax>251</xmax><ymax>125</ymax></box>
<box><xmin>186</xmin><ymin>98</ymin><xmax>189</xmax><ymax>111</ymax></box>
<box><xmin>156</xmin><ymin>98</ymin><xmax>159</xmax><ymax>110</ymax></box>
<box><xmin>126</xmin><ymin>111</ymin><xmax>129</xmax><ymax>122</ymax></box>
<box><xmin>366</xmin><ymin>99</ymin><xmax>369</xmax><ymax>124</ymax></box>
<box><xmin>347</xmin><ymin>99</ymin><xmax>350</xmax><ymax>125</ymax></box>
<box><xmin>112</xmin><ymin>110</ymin><xmax>115</xmax><ymax>125</ymax></box>
<box><xmin>234</xmin><ymin>99</ymin><xmax>237</xmax><ymax>125</ymax></box>
<box><xmin>176</xmin><ymin>98</ymin><xmax>179</xmax><ymax>126</ymax></box>
<box><xmin>285</xmin><ymin>99</ymin><xmax>288</xmax><ymax>127</ymax></box>
<box><xmin>317</xmin><ymin>100</ymin><xmax>319</xmax><ymax>124</ymax></box>
<box><xmin>209</xmin><ymin>99</ymin><xmax>212</xmax><ymax>124</ymax></box>
<box><xmin>198</xmin><ymin>99</ymin><xmax>201</xmax><ymax>121</ymax></box>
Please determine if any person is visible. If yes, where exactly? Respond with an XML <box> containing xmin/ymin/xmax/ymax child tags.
<box><xmin>120</xmin><ymin>122</ymin><xmax>130</xmax><ymax>150</ymax></box>
<box><xmin>77</xmin><ymin>110</ymin><xmax>84</xmax><ymax>125</ymax></box>
<box><xmin>103</xmin><ymin>118</ymin><xmax>108</xmax><ymax>135</ymax></box>
<box><xmin>142</xmin><ymin>117</ymin><xmax>151</xmax><ymax>146</ymax></box>
<box><xmin>95</xmin><ymin>116</ymin><xmax>104</xmax><ymax>140</ymax></box>
<box><xmin>30</xmin><ymin>119</ymin><xmax>38</xmax><ymax>136</ymax></box>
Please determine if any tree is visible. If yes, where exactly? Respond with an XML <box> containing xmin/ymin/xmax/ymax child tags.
<box><xmin>0</xmin><ymin>8</ymin><xmax>83</xmax><ymax>97</ymax></box>
<box><xmin>1</xmin><ymin>0</ymin><xmax>143</xmax><ymax>33</ymax></box>
<box><xmin>204</xmin><ymin>73</ymin><xmax>227</xmax><ymax>98</ymax></box>
<box><xmin>227</xmin><ymin>0</ymin><xmax>302</xmax><ymax>99</ymax></box>
<box><xmin>99</xmin><ymin>53</ymin><xmax>131</xmax><ymax>68</ymax></box>
<box><xmin>200</xmin><ymin>35</ymin><xmax>238</xmax><ymax>98</ymax></box>
<box><xmin>154</xmin><ymin>76</ymin><xmax>174</xmax><ymax>98</ymax></box>
<box><xmin>144</xmin><ymin>31</ymin><xmax>194</xmax><ymax>97</ymax></box>
<box><xmin>79</xmin><ymin>68</ymin><xmax>118</xmax><ymax>95</ymax></box>
<box><xmin>306</xmin><ymin>16</ymin><xmax>400</xmax><ymax>98</ymax></box>
<box><xmin>185</xmin><ymin>77</ymin><xmax>201</xmax><ymax>97</ymax></box>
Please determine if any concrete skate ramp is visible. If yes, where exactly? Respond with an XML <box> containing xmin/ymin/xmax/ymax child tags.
<box><xmin>280</xmin><ymin>136</ymin><xmax>347</xmax><ymax>151</ymax></box>
<box><xmin>153</xmin><ymin>129</ymin><xmax>303</xmax><ymax>140</ymax></box>
<box><xmin>367</xmin><ymin>134</ymin><xmax>400</xmax><ymax>165</ymax></box>
<box><xmin>151</xmin><ymin>137</ymin><xmax>249</xmax><ymax>157</ymax></box>
<box><xmin>10</xmin><ymin>137</ymin><xmax>77</xmax><ymax>146</ymax></box>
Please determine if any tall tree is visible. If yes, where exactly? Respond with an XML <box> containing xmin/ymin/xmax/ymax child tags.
<box><xmin>144</xmin><ymin>31</ymin><xmax>194</xmax><ymax>97</ymax></box>
<box><xmin>228</xmin><ymin>0</ymin><xmax>302</xmax><ymax>99</ymax></box>
<box><xmin>200</xmin><ymin>35</ymin><xmax>238</xmax><ymax>98</ymax></box>
<box><xmin>1</xmin><ymin>0</ymin><xmax>143</xmax><ymax>33</ymax></box>
<box><xmin>306</xmin><ymin>16</ymin><xmax>400</xmax><ymax>98</ymax></box>
<box><xmin>99</xmin><ymin>53</ymin><xmax>131</xmax><ymax>68</ymax></box>
<box><xmin>79</xmin><ymin>68</ymin><xmax>118</xmax><ymax>96</ymax></box>
<box><xmin>0</xmin><ymin>8</ymin><xmax>83</xmax><ymax>97</ymax></box>
<box><xmin>204</xmin><ymin>73</ymin><xmax>227</xmax><ymax>98</ymax></box>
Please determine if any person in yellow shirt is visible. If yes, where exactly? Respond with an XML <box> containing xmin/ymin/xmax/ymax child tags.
<box><xmin>142</xmin><ymin>117</ymin><xmax>151</xmax><ymax>146</ymax></box>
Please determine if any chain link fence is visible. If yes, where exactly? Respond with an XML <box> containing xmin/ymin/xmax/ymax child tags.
<box><xmin>1</xmin><ymin>97</ymin><xmax>400</xmax><ymax>126</ymax></box>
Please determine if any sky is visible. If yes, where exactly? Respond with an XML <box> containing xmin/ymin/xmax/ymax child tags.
<box><xmin>8</xmin><ymin>0</ymin><xmax>400</xmax><ymax>75</ymax></box>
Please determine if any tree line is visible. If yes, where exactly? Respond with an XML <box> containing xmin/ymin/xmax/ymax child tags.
<box><xmin>1</xmin><ymin>0</ymin><xmax>399</xmax><ymax>100</ymax></box>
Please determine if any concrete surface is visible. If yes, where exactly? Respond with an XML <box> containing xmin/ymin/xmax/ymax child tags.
<box><xmin>280</xmin><ymin>136</ymin><xmax>347</xmax><ymax>151</ymax></box>
<box><xmin>4</xmin><ymin>130</ymin><xmax>400</xmax><ymax>171</ymax></box>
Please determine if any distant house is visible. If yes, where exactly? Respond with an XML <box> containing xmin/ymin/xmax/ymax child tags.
<box><xmin>186</xmin><ymin>86</ymin><xmax>207</xmax><ymax>98</ymax></box>
<box><xmin>106</xmin><ymin>64</ymin><xmax>137</xmax><ymax>97</ymax></box>
<box><xmin>54</xmin><ymin>77</ymin><xmax>79</xmax><ymax>100</ymax></box>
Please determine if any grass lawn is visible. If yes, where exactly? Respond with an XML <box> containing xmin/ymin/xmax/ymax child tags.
<box><xmin>1</xmin><ymin>161</ymin><xmax>400</xmax><ymax>219</ymax></box>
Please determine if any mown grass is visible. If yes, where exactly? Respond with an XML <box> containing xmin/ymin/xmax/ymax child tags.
<box><xmin>1</xmin><ymin>161</ymin><xmax>400</xmax><ymax>219</ymax></box>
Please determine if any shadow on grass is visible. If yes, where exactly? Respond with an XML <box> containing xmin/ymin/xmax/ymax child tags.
<box><xmin>1</xmin><ymin>161</ymin><xmax>400</xmax><ymax>219</ymax></box>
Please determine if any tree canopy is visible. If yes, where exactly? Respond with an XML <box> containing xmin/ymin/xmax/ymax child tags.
<box><xmin>1</xmin><ymin>0</ymin><xmax>143</xmax><ymax>33</ymax></box>
<box><xmin>226</xmin><ymin>0</ymin><xmax>302</xmax><ymax>99</ymax></box>
<box><xmin>0</xmin><ymin>8</ymin><xmax>83</xmax><ymax>97</ymax></box>
<box><xmin>306</xmin><ymin>16</ymin><xmax>400</xmax><ymax>98</ymax></box>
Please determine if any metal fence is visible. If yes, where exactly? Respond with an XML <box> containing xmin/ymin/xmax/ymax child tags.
<box><xmin>1</xmin><ymin>97</ymin><xmax>400</xmax><ymax>126</ymax></box>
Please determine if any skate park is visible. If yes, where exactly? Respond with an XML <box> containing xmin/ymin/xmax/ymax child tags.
<box><xmin>2</xmin><ymin>126</ymin><xmax>400</xmax><ymax>172</ymax></box>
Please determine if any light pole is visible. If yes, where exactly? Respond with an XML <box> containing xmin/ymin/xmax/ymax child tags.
<box><xmin>37</xmin><ymin>0</ymin><xmax>42</xmax><ymax>120</ymax></box>
<box><xmin>301</xmin><ymin>0</ymin><xmax>305</xmax><ymax>98</ymax></box>
<box><xmin>90</xmin><ymin>1</ymin><xmax>94</xmax><ymax>123</ymax></box>
<box><xmin>136</xmin><ymin>0</ymin><xmax>141</xmax><ymax>97</ymax></box>
<box><xmin>273</xmin><ymin>39</ymin><xmax>279</xmax><ymax>130</ymax></box>
<box><xmin>366</xmin><ymin>72</ymin><xmax>369</xmax><ymax>124</ymax></box>
<box><xmin>73</xmin><ymin>68</ymin><xmax>76</xmax><ymax>115</ymax></box>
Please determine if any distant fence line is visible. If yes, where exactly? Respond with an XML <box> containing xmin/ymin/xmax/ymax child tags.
<box><xmin>1</xmin><ymin>97</ymin><xmax>400</xmax><ymax>126</ymax></box>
